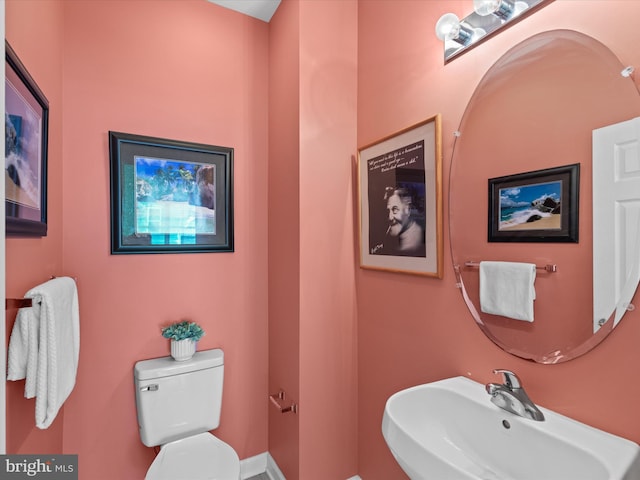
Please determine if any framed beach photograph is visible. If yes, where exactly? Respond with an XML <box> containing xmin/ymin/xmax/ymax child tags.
<box><xmin>488</xmin><ymin>163</ymin><xmax>579</xmax><ymax>243</ymax></box>
<box><xmin>5</xmin><ymin>41</ymin><xmax>49</xmax><ymax>237</ymax></box>
<box><xmin>109</xmin><ymin>131</ymin><xmax>233</xmax><ymax>254</ymax></box>
<box><xmin>357</xmin><ymin>115</ymin><xmax>443</xmax><ymax>277</ymax></box>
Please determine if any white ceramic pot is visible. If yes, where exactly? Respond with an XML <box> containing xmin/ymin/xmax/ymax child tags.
<box><xmin>170</xmin><ymin>339</ymin><xmax>196</xmax><ymax>361</ymax></box>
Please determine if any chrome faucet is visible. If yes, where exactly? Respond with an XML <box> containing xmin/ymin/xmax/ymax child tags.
<box><xmin>485</xmin><ymin>369</ymin><xmax>545</xmax><ymax>421</ymax></box>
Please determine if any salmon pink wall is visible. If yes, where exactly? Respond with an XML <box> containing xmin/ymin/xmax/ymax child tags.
<box><xmin>298</xmin><ymin>1</ymin><xmax>358</xmax><ymax>478</ymax></box>
<box><xmin>7</xmin><ymin>1</ymin><xmax>269</xmax><ymax>478</ymax></box>
<box><xmin>268</xmin><ymin>1</ymin><xmax>358</xmax><ymax>478</ymax></box>
<box><xmin>268</xmin><ymin>0</ymin><xmax>301</xmax><ymax>477</ymax></box>
<box><xmin>357</xmin><ymin>1</ymin><xmax>640</xmax><ymax>478</ymax></box>
<box><xmin>5</xmin><ymin>0</ymin><xmax>65</xmax><ymax>455</ymax></box>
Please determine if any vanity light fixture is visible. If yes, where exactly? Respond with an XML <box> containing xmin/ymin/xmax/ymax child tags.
<box><xmin>436</xmin><ymin>0</ymin><xmax>554</xmax><ymax>63</ymax></box>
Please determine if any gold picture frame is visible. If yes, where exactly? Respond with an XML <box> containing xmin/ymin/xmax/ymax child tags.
<box><xmin>357</xmin><ymin>115</ymin><xmax>443</xmax><ymax>277</ymax></box>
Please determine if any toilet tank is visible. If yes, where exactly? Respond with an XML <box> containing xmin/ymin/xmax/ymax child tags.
<box><xmin>134</xmin><ymin>348</ymin><xmax>224</xmax><ymax>447</ymax></box>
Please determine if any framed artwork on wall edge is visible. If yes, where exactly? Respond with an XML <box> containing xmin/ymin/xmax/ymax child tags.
<box><xmin>5</xmin><ymin>41</ymin><xmax>49</xmax><ymax>237</ymax></box>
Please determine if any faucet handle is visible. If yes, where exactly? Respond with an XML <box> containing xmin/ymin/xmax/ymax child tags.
<box><xmin>493</xmin><ymin>369</ymin><xmax>522</xmax><ymax>389</ymax></box>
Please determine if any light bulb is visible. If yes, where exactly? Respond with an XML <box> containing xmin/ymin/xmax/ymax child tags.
<box><xmin>435</xmin><ymin>13</ymin><xmax>461</xmax><ymax>42</ymax></box>
<box><xmin>473</xmin><ymin>0</ymin><xmax>501</xmax><ymax>16</ymax></box>
<box><xmin>473</xmin><ymin>0</ymin><xmax>521</xmax><ymax>20</ymax></box>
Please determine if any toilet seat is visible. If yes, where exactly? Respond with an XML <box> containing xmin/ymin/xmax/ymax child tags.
<box><xmin>145</xmin><ymin>432</ymin><xmax>240</xmax><ymax>480</ymax></box>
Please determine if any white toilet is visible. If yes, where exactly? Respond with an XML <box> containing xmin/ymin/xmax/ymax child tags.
<box><xmin>134</xmin><ymin>348</ymin><xmax>241</xmax><ymax>480</ymax></box>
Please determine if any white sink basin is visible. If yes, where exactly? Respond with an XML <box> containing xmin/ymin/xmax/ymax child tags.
<box><xmin>382</xmin><ymin>376</ymin><xmax>640</xmax><ymax>480</ymax></box>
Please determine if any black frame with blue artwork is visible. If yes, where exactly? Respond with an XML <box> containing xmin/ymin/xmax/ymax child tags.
<box><xmin>109</xmin><ymin>131</ymin><xmax>234</xmax><ymax>254</ymax></box>
<box><xmin>488</xmin><ymin>163</ymin><xmax>579</xmax><ymax>243</ymax></box>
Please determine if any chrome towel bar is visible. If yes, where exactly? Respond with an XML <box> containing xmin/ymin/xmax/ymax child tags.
<box><xmin>464</xmin><ymin>261</ymin><xmax>557</xmax><ymax>273</ymax></box>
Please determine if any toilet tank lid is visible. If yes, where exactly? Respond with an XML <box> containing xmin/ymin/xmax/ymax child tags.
<box><xmin>135</xmin><ymin>348</ymin><xmax>223</xmax><ymax>381</ymax></box>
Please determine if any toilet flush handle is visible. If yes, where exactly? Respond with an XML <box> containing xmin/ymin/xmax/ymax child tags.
<box><xmin>140</xmin><ymin>384</ymin><xmax>159</xmax><ymax>392</ymax></box>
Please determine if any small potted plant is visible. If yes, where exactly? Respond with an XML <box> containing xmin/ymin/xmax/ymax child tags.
<box><xmin>161</xmin><ymin>320</ymin><xmax>205</xmax><ymax>361</ymax></box>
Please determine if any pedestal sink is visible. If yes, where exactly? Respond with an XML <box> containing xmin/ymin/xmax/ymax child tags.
<box><xmin>382</xmin><ymin>376</ymin><xmax>640</xmax><ymax>480</ymax></box>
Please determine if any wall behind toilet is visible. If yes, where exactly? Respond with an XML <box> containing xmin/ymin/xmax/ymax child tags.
<box><xmin>6</xmin><ymin>1</ymin><xmax>270</xmax><ymax>478</ymax></box>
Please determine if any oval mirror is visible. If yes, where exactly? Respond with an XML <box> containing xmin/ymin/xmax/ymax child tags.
<box><xmin>450</xmin><ymin>30</ymin><xmax>640</xmax><ymax>363</ymax></box>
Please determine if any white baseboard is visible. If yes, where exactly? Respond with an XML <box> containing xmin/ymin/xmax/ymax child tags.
<box><xmin>240</xmin><ymin>452</ymin><xmax>268</xmax><ymax>479</ymax></box>
<box><xmin>240</xmin><ymin>451</ymin><xmax>361</xmax><ymax>480</ymax></box>
<box><xmin>239</xmin><ymin>452</ymin><xmax>284</xmax><ymax>480</ymax></box>
<box><xmin>265</xmin><ymin>452</ymin><xmax>286</xmax><ymax>480</ymax></box>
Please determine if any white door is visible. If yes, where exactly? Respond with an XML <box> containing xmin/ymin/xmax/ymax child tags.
<box><xmin>592</xmin><ymin>116</ymin><xmax>640</xmax><ymax>332</ymax></box>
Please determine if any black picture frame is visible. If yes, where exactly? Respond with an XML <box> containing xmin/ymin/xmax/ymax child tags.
<box><xmin>5</xmin><ymin>41</ymin><xmax>49</xmax><ymax>237</ymax></box>
<box><xmin>109</xmin><ymin>131</ymin><xmax>234</xmax><ymax>254</ymax></box>
<box><xmin>488</xmin><ymin>163</ymin><xmax>579</xmax><ymax>243</ymax></box>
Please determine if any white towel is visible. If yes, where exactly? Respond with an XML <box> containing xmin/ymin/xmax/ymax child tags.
<box><xmin>479</xmin><ymin>261</ymin><xmax>536</xmax><ymax>322</ymax></box>
<box><xmin>7</xmin><ymin>305</ymin><xmax>39</xmax><ymax>398</ymax></box>
<box><xmin>7</xmin><ymin>277</ymin><xmax>80</xmax><ymax>429</ymax></box>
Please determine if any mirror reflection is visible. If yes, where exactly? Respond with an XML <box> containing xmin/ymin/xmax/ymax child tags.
<box><xmin>450</xmin><ymin>30</ymin><xmax>640</xmax><ymax>363</ymax></box>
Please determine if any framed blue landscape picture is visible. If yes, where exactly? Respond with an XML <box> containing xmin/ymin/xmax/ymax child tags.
<box><xmin>109</xmin><ymin>132</ymin><xmax>233</xmax><ymax>254</ymax></box>
<box><xmin>488</xmin><ymin>163</ymin><xmax>579</xmax><ymax>243</ymax></box>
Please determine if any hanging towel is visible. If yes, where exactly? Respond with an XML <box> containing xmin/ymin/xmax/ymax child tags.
<box><xmin>7</xmin><ymin>277</ymin><xmax>80</xmax><ymax>429</ymax></box>
<box><xmin>7</xmin><ymin>303</ymin><xmax>39</xmax><ymax>398</ymax></box>
<box><xmin>479</xmin><ymin>261</ymin><xmax>536</xmax><ymax>322</ymax></box>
